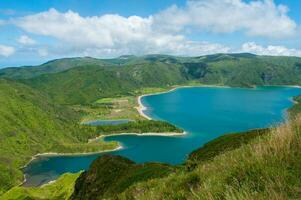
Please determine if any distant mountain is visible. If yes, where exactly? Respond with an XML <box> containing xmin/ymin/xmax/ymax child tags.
<box><xmin>1</xmin><ymin>53</ymin><xmax>301</xmax><ymax>104</ymax></box>
<box><xmin>0</xmin><ymin>57</ymin><xmax>114</xmax><ymax>79</ymax></box>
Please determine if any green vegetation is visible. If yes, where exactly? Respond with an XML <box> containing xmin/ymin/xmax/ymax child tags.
<box><xmin>96</xmin><ymin>120</ymin><xmax>183</xmax><ymax>135</ymax></box>
<box><xmin>288</xmin><ymin>95</ymin><xmax>301</xmax><ymax>117</ymax></box>
<box><xmin>2</xmin><ymin>54</ymin><xmax>301</xmax><ymax>105</ymax></box>
<box><xmin>1</xmin><ymin>54</ymin><xmax>301</xmax><ymax>199</ymax></box>
<box><xmin>0</xmin><ymin>173</ymin><xmax>80</xmax><ymax>200</ymax></box>
<box><xmin>0</xmin><ymin>57</ymin><xmax>112</xmax><ymax>79</ymax></box>
<box><xmin>186</xmin><ymin>128</ymin><xmax>268</xmax><ymax>170</ymax></box>
<box><xmin>0</xmin><ymin>79</ymin><xmax>117</xmax><ymax>195</ymax></box>
<box><xmin>1</xmin><ymin>123</ymin><xmax>267</xmax><ymax>199</ymax></box>
<box><xmin>75</xmin><ymin>96</ymin><xmax>143</xmax><ymax>123</ymax></box>
<box><xmin>71</xmin><ymin>155</ymin><xmax>174</xmax><ymax>200</ymax></box>
<box><xmin>116</xmin><ymin>117</ymin><xmax>301</xmax><ymax>199</ymax></box>
<box><xmin>20</xmin><ymin>62</ymin><xmax>186</xmax><ymax>104</ymax></box>
<box><xmin>69</xmin><ymin>127</ymin><xmax>273</xmax><ymax>200</ymax></box>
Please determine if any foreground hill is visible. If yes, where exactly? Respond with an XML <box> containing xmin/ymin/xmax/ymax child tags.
<box><xmin>0</xmin><ymin>79</ymin><xmax>117</xmax><ymax>195</ymax></box>
<box><xmin>71</xmin><ymin>117</ymin><xmax>301</xmax><ymax>200</ymax></box>
<box><xmin>2</xmin><ymin>114</ymin><xmax>300</xmax><ymax>199</ymax></box>
<box><xmin>1</xmin><ymin>54</ymin><xmax>301</xmax><ymax>105</ymax></box>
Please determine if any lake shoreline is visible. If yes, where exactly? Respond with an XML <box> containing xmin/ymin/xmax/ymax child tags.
<box><xmin>89</xmin><ymin>131</ymin><xmax>187</xmax><ymax>143</ymax></box>
<box><xmin>20</xmin><ymin>145</ymin><xmax>123</xmax><ymax>187</ymax></box>
<box><xmin>136</xmin><ymin>84</ymin><xmax>229</xmax><ymax>120</ymax></box>
<box><xmin>20</xmin><ymin>84</ymin><xmax>301</xmax><ymax>188</ymax></box>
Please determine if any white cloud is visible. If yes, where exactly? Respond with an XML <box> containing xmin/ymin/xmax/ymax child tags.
<box><xmin>154</xmin><ymin>0</ymin><xmax>297</xmax><ymax>38</ymax></box>
<box><xmin>17</xmin><ymin>35</ymin><xmax>36</xmax><ymax>45</ymax></box>
<box><xmin>12</xmin><ymin>8</ymin><xmax>230</xmax><ymax>57</ymax></box>
<box><xmin>7</xmin><ymin>1</ymin><xmax>300</xmax><ymax>58</ymax></box>
<box><xmin>0</xmin><ymin>45</ymin><xmax>15</xmax><ymax>57</ymax></box>
<box><xmin>241</xmin><ymin>42</ymin><xmax>301</xmax><ymax>56</ymax></box>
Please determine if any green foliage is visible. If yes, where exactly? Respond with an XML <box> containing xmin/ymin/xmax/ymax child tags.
<box><xmin>186</xmin><ymin>128</ymin><xmax>268</xmax><ymax>168</ymax></box>
<box><xmin>0</xmin><ymin>79</ymin><xmax>117</xmax><ymax>195</ymax></box>
<box><xmin>116</xmin><ymin>119</ymin><xmax>301</xmax><ymax>200</ymax></box>
<box><xmin>67</xmin><ymin>127</ymin><xmax>267</xmax><ymax>200</ymax></box>
<box><xmin>96</xmin><ymin>120</ymin><xmax>183</xmax><ymax>135</ymax></box>
<box><xmin>0</xmin><ymin>57</ymin><xmax>112</xmax><ymax>79</ymax></box>
<box><xmin>71</xmin><ymin>155</ymin><xmax>174</xmax><ymax>200</ymax></box>
<box><xmin>2</xmin><ymin>54</ymin><xmax>301</xmax><ymax>105</ymax></box>
<box><xmin>20</xmin><ymin>62</ymin><xmax>186</xmax><ymax>105</ymax></box>
<box><xmin>288</xmin><ymin>95</ymin><xmax>301</xmax><ymax>117</ymax></box>
<box><xmin>0</xmin><ymin>173</ymin><xmax>80</xmax><ymax>200</ymax></box>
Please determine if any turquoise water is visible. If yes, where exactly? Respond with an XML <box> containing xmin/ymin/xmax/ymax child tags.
<box><xmin>83</xmin><ymin>119</ymin><xmax>132</xmax><ymax>126</ymax></box>
<box><xmin>23</xmin><ymin>86</ymin><xmax>301</xmax><ymax>186</ymax></box>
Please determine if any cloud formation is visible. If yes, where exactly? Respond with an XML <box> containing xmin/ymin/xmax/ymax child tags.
<box><xmin>242</xmin><ymin>42</ymin><xmax>301</xmax><ymax>57</ymax></box>
<box><xmin>1</xmin><ymin>0</ymin><xmax>298</xmax><ymax>58</ymax></box>
<box><xmin>17</xmin><ymin>35</ymin><xmax>36</xmax><ymax>45</ymax></box>
<box><xmin>155</xmin><ymin>0</ymin><xmax>297</xmax><ymax>38</ymax></box>
<box><xmin>13</xmin><ymin>8</ymin><xmax>232</xmax><ymax>56</ymax></box>
<box><xmin>0</xmin><ymin>45</ymin><xmax>15</xmax><ymax>57</ymax></box>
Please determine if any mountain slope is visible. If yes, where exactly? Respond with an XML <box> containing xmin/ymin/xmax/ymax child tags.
<box><xmin>69</xmin><ymin>128</ymin><xmax>267</xmax><ymax>200</ymax></box>
<box><xmin>0</xmin><ymin>57</ymin><xmax>113</xmax><ymax>79</ymax></box>
<box><xmin>0</xmin><ymin>79</ymin><xmax>116</xmax><ymax>195</ymax></box>
<box><xmin>117</xmin><ymin>118</ymin><xmax>301</xmax><ymax>199</ymax></box>
<box><xmin>21</xmin><ymin>62</ymin><xmax>187</xmax><ymax>104</ymax></box>
<box><xmin>2</xmin><ymin>54</ymin><xmax>301</xmax><ymax>105</ymax></box>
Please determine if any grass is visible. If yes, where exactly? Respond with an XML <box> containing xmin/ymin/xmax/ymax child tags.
<box><xmin>4</xmin><ymin>116</ymin><xmax>300</xmax><ymax>199</ymax></box>
<box><xmin>76</xmin><ymin>96</ymin><xmax>143</xmax><ymax>122</ymax></box>
<box><xmin>0</xmin><ymin>173</ymin><xmax>80</xmax><ymax>200</ymax></box>
<box><xmin>186</xmin><ymin>128</ymin><xmax>268</xmax><ymax>169</ymax></box>
<box><xmin>288</xmin><ymin>95</ymin><xmax>301</xmax><ymax>117</ymax></box>
<box><xmin>71</xmin><ymin>155</ymin><xmax>174</xmax><ymax>200</ymax></box>
<box><xmin>118</xmin><ymin>116</ymin><xmax>301</xmax><ymax>199</ymax></box>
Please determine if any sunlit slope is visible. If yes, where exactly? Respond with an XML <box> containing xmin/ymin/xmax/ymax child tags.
<box><xmin>2</xmin><ymin>54</ymin><xmax>300</xmax><ymax>105</ymax></box>
<box><xmin>0</xmin><ymin>79</ymin><xmax>116</xmax><ymax>195</ymax></box>
<box><xmin>21</xmin><ymin>62</ymin><xmax>186</xmax><ymax>104</ymax></box>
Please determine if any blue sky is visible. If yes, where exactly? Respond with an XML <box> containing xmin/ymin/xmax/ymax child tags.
<box><xmin>0</xmin><ymin>0</ymin><xmax>300</xmax><ymax>67</ymax></box>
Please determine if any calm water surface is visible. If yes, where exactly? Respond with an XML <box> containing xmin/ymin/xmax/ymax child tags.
<box><xmin>23</xmin><ymin>86</ymin><xmax>301</xmax><ymax>186</ymax></box>
<box><xmin>83</xmin><ymin>119</ymin><xmax>132</xmax><ymax>126</ymax></box>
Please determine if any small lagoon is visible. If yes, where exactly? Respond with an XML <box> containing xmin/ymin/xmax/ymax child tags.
<box><xmin>83</xmin><ymin>119</ymin><xmax>132</xmax><ymax>126</ymax></box>
<box><xmin>23</xmin><ymin>86</ymin><xmax>301</xmax><ymax>186</ymax></box>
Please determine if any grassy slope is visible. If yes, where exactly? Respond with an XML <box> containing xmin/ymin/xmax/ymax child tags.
<box><xmin>118</xmin><ymin>118</ymin><xmax>301</xmax><ymax>200</ymax></box>
<box><xmin>69</xmin><ymin>128</ymin><xmax>270</xmax><ymax>200</ymax></box>
<box><xmin>0</xmin><ymin>173</ymin><xmax>80</xmax><ymax>200</ymax></box>
<box><xmin>71</xmin><ymin>155</ymin><xmax>174</xmax><ymax>200</ymax></box>
<box><xmin>1</xmin><ymin>126</ymin><xmax>267</xmax><ymax>199</ymax></box>
<box><xmin>0</xmin><ymin>79</ymin><xmax>117</xmax><ymax>195</ymax></box>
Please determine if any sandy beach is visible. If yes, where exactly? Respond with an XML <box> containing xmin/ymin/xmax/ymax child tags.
<box><xmin>89</xmin><ymin>131</ymin><xmax>187</xmax><ymax>143</ymax></box>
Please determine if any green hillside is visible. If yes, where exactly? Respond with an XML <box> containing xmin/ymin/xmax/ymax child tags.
<box><xmin>0</xmin><ymin>173</ymin><xmax>80</xmax><ymax>200</ymax></box>
<box><xmin>0</xmin><ymin>79</ymin><xmax>117</xmax><ymax>195</ymax></box>
<box><xmin>2</xmin><ymin>116</ymin><xmax>300</xmax><ymax>200</ymax></box>
<box><xmin>117</xmin><ymin>118</ymin><xmax>301</xmax><ymax>200</ymax></box>
<box><xmin>21</xmin><ymin>62</ymin><xmax>186</xmax><ymax>104</ymax></box>
<box><xmin>0</xmin><ymin>57</ymin><xmax>113</xmax><ymax>79</ymax></box>
<box><xmin>71</xmin><ymin>155</ymin><xmax>174</xmax><ymax>200</ymax></box>
<box><xmin>68</xmin><ymin>117</ymin><xmax>301</xmax><ymax>200</ymax></box>
<box><xmin>1</xmin><ymin>54</ymin><xmax>301</xmax><ymax>105</ymax></box>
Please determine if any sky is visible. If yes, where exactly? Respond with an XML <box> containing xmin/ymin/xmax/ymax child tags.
<box><xmin>0</xmin><ymin>0</ymin><xmax>301</xmax><ymax>67</ymax></box>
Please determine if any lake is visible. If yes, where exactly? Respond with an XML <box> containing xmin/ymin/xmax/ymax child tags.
<box><xmin>23</xmin><ymin>86</ymin><xmax>301</xmax><ymax>186</ymax></box>
<box><xmin>83</xmin><ymin>119</ymin><xmax>132</xmax><ymax>126</ymax></box>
